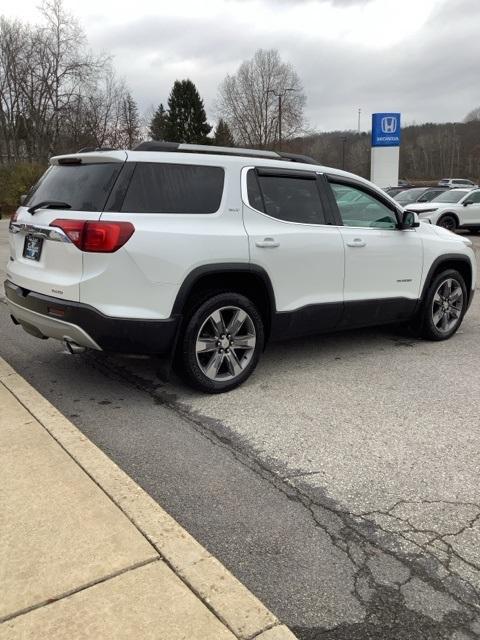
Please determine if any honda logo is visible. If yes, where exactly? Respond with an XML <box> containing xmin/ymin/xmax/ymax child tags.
<box><xmin>381</xmin><ymin>117</ymin><xmax>397</xmax><ymax>134</ymax></box>
<box><xmin>372</xmin><ymin>113</ymin><xmax>401</xmax><ymax>147</ymax></box>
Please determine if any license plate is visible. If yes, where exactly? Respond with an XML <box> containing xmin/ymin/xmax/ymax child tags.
<box><xmin>23</xmin><ymin>235</ymin><xmax>43</xmax><ymax>261</ymax></box>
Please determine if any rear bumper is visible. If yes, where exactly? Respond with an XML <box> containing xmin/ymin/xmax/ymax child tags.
<box><xmin>4</xmin><ymin>280</ymin><xmax>180</xmax><ymax>356</ymax></box>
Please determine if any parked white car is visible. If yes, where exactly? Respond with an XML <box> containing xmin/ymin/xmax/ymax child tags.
<box><xmin>438</xmin><ymin>178</ymin><xmax>477</xmax><ymax>188</ymax></box>
<box><xmin>405</xmin><ymin>188</ymin><xmax>480</xmax><ymax>231</ymax></box>
<box><xmin>4</xmin><ymin>142</ymin><xmax>477</xmax><ymax>392</ymax></box>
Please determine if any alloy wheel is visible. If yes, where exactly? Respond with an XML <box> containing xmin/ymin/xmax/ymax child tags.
<box><xmin>195</xmin><ymin>306</ymin><xmax>256</xmax><ymax>381</ymax></box>
<box><xmin>438</xmin><ymin>216</ymin><xmax>456</xmax><ymax>231</ymax></box>
<box><xmin>432</xmin><ymin>278</ymin><xmax>464</xmax><ymax>334</ymax></box>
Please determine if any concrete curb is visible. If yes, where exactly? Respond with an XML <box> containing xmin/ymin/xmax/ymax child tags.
<box><xmin>0</xmin><ymin>356</ymin><xmax>297</xmax><ymax>640</ymax></box>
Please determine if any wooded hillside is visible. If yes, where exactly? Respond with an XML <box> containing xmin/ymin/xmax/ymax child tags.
<box><xmin>284</xmin><ymin>120</ymin><xmax>480</xmax><ymax>183</ymax></box>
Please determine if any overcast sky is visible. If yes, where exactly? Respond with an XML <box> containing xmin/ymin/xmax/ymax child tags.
<box><xmin>2</xmin><ymin>0</ymin><xmax>479</xmax><ymax>131</ymax></box>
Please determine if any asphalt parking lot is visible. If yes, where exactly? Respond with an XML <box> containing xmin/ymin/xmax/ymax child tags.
<box><xmin>1</xmin><ymin>217</ymin><xmax>480</xmax><ymax>638</ymax></box>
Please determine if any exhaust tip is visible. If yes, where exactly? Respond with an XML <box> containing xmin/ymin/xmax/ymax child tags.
<box><xmin>64</xmin><ymin>340</ymin><xmax>86</xmax><ymax>354</ymax></box>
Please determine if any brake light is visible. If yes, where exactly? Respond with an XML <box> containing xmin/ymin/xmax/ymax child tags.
<box><xmin>51</xmin><ymin>219</ymin><xmax>84</xmax><ymax>246</ymax></box>
<box><xmin>50</xmin><ymin>220</ymin><xmax>134</xmax><ymax>252</ymax></box>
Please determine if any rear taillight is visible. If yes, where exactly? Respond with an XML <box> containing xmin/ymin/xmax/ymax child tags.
<box><xmin>50</xmin><ymin>220</ymin><xmax>134</xmax><ymax>252</ymax></box>
<box><xmin>51</xmin><ymin>219</ymin><xmax>84</xmax><ymax>246</ymax></box>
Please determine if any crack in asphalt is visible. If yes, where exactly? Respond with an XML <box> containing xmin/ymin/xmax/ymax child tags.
<box><xmin>299</xmin><ymin>502</ymin><xmax>479</xmax><ymax>638</ymax></box>
<box><xmin>84</xmin><ymin>352</ymin><xmax>480</xmax><ymax>639</ymax></box>
<box><xmin>347</xmin><ymin>501</ymin><xmax>480</xmax><ymax>605</ymax></box>
<box><xmin>283</xmin><ymin>471</ymin><xmax>325</xmax><ymax>479</ymax></box>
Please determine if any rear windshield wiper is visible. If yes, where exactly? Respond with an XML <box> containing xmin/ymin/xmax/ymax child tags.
<box><xmin>27</xmin><ymin>201</ymin><xmax>72</xmax><ymax>215</ymax></box>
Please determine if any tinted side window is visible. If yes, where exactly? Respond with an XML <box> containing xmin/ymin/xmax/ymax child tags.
<box><xmin>330</xmin><ymin>183</ymin><xmax>397</xmax><ymax>229</ymax></box>
<box><xmin>121</xmin><ymin>163</ymin><xmax>224</xmax><ymax>214</ymax></box>
<box><xmin>251</xmin><ymin>172</ymin><xmax>325</xmax><ymax>224</ymax></box>
<box><xmin>25</xmin><ymin>163</ymin><xmax>121</xmax><ymax>212</ymax></box>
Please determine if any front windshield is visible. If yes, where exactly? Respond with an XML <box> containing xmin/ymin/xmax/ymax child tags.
<box><xmin>430</xmin><ymin>190</ymin><xmax>469</xmax><ymax>203</ymax></box>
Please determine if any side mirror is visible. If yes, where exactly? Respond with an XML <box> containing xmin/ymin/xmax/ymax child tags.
<box><xmin>463</xmin><ymin>200</ymin><xmax>473</xmax><ymax>206</ymax></box>
<box><xmin>399</xmin><ymin>210</ymin><xmax>420</xmax><ymax>229</ymax></box>
<box><xmin>19</xmin><ymin>194</ymin><xmax>27</xmax><ymax>205</ymax></box>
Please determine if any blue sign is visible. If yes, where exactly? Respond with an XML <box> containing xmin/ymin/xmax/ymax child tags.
<box><xmin>371</xmin><ymin>113</ymin><xmax>401</xmax><ymax>147</ymax></box>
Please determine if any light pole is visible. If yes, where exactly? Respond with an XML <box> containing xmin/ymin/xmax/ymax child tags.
<box><xmin>341</xmin><ymin>136</ymin><xmax>347</xmax><ymax>170</ymax></box>
<box><xmin>266</xmin><ymin>87</ymin><xmax>296</xmax><ymax>150</ymax></box>
<box><xmin>271</xmin><ymin>116</ymin><xmax>278</xmax><ymax>146</ymax></box>
<box><xmin>449</xmin><ymin>122</ymin><xmax>456</xmax><ymax>176</ymax></box>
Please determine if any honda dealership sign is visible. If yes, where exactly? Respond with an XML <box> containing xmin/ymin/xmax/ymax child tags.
<box><xmin>370</xmin><ymin>113</ymin><xmax>401</xmax><ymax>187</ymax></box>
<box><xmin>372</xmin><ymin>113</ymin><xmax>401</xmax><ymax>147</ymax></box>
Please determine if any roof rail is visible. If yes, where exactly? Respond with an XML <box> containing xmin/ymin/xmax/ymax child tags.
<box><xmin>132</xmin><ymin>141</ymin><xmax>319</xmax><ymax>164</ymax></box>
<box><xmin>278</xmin><ymin>152</ymin><xmax>321</xmax><ymax>165</ymax></box>
<box><xmin>77</xmin><ymin>146</ymin><xmax>116</xmax><ymax>153</ymax></box>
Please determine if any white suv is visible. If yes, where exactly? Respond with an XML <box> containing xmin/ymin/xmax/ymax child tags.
<box><xmin>4</xmin><ymin>142</ymin><xmax>476</xmax><ymax>393</ymax></box>
<box><xmin>405</xmin><ymin>188</ymin><xmax>480</xmax><ymax>232</ymax></box>
<box><xmin>438</xmin><ymin>178</ymin><xmax>477</xmax><ymax>189</ymax></box>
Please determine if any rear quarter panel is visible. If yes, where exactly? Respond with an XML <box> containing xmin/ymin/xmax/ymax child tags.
<box><xmin>86</xmin><ymin>164</ymin><xmax>248</xmax><ymax>319</ymax></box>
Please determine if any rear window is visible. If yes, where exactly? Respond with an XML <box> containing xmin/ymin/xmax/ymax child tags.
<box><xmin>121</xmin><ymin>163</ymin><xmax>224</xmax><ymax>214</ymax></box>
<box><xmin>25</xmin><ymin>163</ymin><xmax>122</xmax><ymax>212</ymax></box>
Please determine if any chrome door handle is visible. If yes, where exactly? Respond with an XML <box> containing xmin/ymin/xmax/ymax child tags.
<box><xmin>255</xmin><ymin>237</ymin><xmax>280</xmax><ymax>248</ymax></box>
<box><xmin>346</xmin><ymin>238</ymin><xmax>366</xmax><ymax>248</ymax></box>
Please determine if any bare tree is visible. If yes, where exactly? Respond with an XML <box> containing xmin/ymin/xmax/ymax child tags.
<box><xmin>217</xmin><ymin>49</ymin><xmax>305</xmax><ymax>148</ymax></box>
<box><xmin>0</xmin><ymin>17</ymin><xmax>29</xmax><ymax>162</ymax></box>
<box><xmin>80</xmin><ymin>68</ymin><xmax>128</xmax><ymax>149</ymax></box>
<box><xmin>0</xmin><ymin>2</ymin><xmax>143</xmax><ymax>212</ymax></box>
<box><xmin>0</xmin><ymin>0</ymin><xmax>117</xmax><ymax>163</ymax></box>
<box><xmin>464</xmin><ymin>106</ymin><xmax>480</xmax><ymax>123</ymax></box>
<box><xmin>39</xmin><ymin>0</ymin><xmax>105</xmax><ymax>154</ymax></box>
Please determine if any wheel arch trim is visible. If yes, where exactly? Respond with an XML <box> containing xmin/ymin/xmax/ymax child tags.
<box><xmin>171</xmin><ymin>263</ymin><xmax>277</xmax><ymax>317</ymax></box>
<box><xmin>421</xmin><ymin>253</ymin><xmax>474</xmax><ymax>302</ymax></box>
<box><xmin>437</xmin><ymin>211</ymin><xmax>460</xmax><ymax>226</ymax></box>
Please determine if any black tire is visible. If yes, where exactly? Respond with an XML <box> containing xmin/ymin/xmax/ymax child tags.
<box><xmin>437</xmin><ymin>214</ymin><xmax>458</xmax><ymax>232</ymax></box>
<box><xmin>179</xmin><ymin>292</ymin><xmax>264</xmax><ymax>393</ymax></box>
<box><xmin>419</xmin><ymin>269</ymin><xmax>467</xmax><ymax>341</ymax></box>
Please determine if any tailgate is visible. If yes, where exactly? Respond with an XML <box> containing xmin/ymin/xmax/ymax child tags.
<box><xmin>7</xmin><ymin>152</ymin><xmax>126</xmax><ymax>301</ymax></box>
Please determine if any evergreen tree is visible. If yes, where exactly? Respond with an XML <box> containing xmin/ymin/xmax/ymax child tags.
<box><xmin>149</xmin><ymin>103</ymin><xmax>168</xmax><ymax>140</ymax></box>
<box><xmin>213</xmin><ymin>118</ymin><xmax>235</xmax><ymax>146</ymax></box>
<box><xmin>164</xmin><ymin>79</ymin><xmax>212</xmax><ymax>143</ymax></box>
<box><xmin>119</xmin><ymin>92</ymin><xmax>141</xmax><ymax>148</ymax></box>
